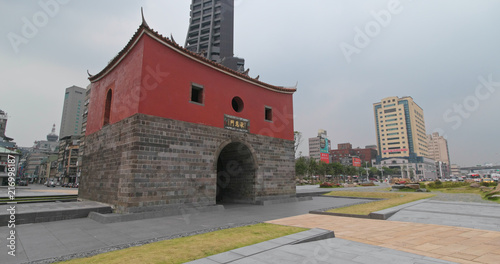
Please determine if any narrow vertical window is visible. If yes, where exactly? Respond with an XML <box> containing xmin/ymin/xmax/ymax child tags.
<box><xmin>190</xmin><ymin>83</ymin><xmax>204</xmax><ymax>104</ymax></box>
<box><xmin>103</xmin><ymin>89</ymin><xmax>112</xmax><ymax>126</ymax></box>
<box><xmin>265</xmin><ymin>107</ymin><xmax>272</xmax><ymax>122</ymax></box>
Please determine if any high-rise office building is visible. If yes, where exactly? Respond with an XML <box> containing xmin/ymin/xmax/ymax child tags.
<box><xmin>185</xmin><ymin>0</ymin><xmax>245</xmax><ymax>72</ymax></box>
<box><xmin>0</xmin><ymin>109</ymin><xmax>15</xmax><ymax>148</ymax></box>
<box><xmin>373</xmin><ymin>96</ymin><xmax>436</xmax><ymax>180</ymax></box>
<box><xmin>59</xmin><ymin>85</ymin><xmax>86</xmax><ymax>139</ymax></box>
<box><xmin>0</xmin><ymin>109</ymin><xmax>7</xmax><ymax>139</ymax></box>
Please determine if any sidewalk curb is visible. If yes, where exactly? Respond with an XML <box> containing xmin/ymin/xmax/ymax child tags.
<box><xmin>186</xmin><ymin>228</ymin><xmax>335</xmax><ymax>264</ymax></box>
<box><xmin>308</xmin><ymin>198</ymin><xmax>430</xmax><ymax>220</ymax></box>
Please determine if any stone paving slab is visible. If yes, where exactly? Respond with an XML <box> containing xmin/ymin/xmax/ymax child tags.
<box><xmin>268</xmin><ymin>212</ymin><xmax>500</xmax><ymax>264</ymax></box>
<box><xmin>388</xmin><ymin>200</ymin><xmax>500</xmax><ymax>231</ymax></box>
<box><xmin>188</xmin><ymin>237</ymin><xmax>456</xmax><ymax>264</ymax></box>
<box><xmin>0</xmin><ymin>197</ymin><xmax>369</xmax><ymax>264</ymax></box>
<box><xmin>1</xmin><ymin>194</ymin><xmax>499</xmax><ymax>263</ymax></box>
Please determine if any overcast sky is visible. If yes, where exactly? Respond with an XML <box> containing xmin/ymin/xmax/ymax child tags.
<box><xmin>1</xmin><ymin>0</ymin><xmax>499</xmax><ymax>167</ymax></box>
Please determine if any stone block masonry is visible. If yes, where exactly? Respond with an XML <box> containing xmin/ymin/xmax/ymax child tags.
<box><xmin>80</xmin><ymin>113</ymin><xmax>295</xmax><ymax>213</ymax></box>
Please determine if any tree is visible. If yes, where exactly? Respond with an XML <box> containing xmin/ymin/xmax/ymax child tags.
<box><xmin>317</xmin><ymin>161</ymin><xmax>328</xmax><ymax>182</ymax></box>
<box><xmin>308</xmin><ymin>158</ymin><xmax>318</xmax><ymax>178</ymax></box>
<box><xmin>294</xmin><ymin>131</ymin><xmax>303</xmax><ymax>156</ymax></box>
<box><xmin>329</xmin><ymin>162</ymin><xmax>343</xmax><ymax>183</ymax></box>
<box><xmin>369</xmin><ymin>167</ymin><xmax>379</xmax><ymax>177</ymax></box>
<box><xmin>392</xmin><ymin>167</ymin><xmax>401</xmax><ymax>177</ymax></box>
<box><xmin>358</xmin><ymin>166</ymin><xmax>366</xmax><ymax>178</ymax></box>
<box><xmin>295</xmin><ymin>157</ymin><xmax>308</xmax><ymax>178</ymax></box>
<box><xmin>346</xmin><ymin>166</ymin><xmax>357</xmax><ymax>176</ymax></box>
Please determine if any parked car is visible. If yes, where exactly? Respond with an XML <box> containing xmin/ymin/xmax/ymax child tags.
<box><xmin>482</xmin><ymin>178</ymin><xmax>494</xmax><ymax>183</ymax></box>
<box><xmin>46</xmin><ymin>181</ymin><xmax>56</xmax><ymax>187</ymax></box>
<box><xmin>18</xmin><ymin>180</ymin><xmax>28</xmax><ymax>186</ymax></box>
<box><xmin>61</xmin><ymin>183</ymin><xmax>68</xmax><ymax>187</ymax></box>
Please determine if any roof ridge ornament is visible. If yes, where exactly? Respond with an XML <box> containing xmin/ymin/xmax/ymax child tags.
<box><xmin>141</xmin><ymin>7</ymin><xmax>149</xmax><ymax>27</ymax></box>
<box><xmin>87</xmin><ymin>69</ymin><xmax>93</xmax><ymax>77</ymax></box>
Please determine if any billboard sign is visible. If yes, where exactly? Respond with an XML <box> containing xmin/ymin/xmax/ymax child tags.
<box><xmin>319</xmin><ymin>135</ymin><xmax>329</xmax><ymax>163</ymax></box>
<box><xmin>320</xmin><ymin>153</ymin><xmax>329</xmax><ymax>163</ymax></box>
<box><xmin>352</xmin><ymin>157</ymin><xmax>361</xmax><ymax>167</ymax></box>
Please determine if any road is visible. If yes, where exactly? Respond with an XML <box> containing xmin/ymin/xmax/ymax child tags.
<box><xmin>0</xmin><ymin>183</ymin><xmax>78</xmax><ymax>198</ymax></box>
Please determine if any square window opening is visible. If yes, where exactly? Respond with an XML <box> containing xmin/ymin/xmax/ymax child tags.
<box><xmin>190</xmin><ymin>84</ymin><xmax>204</xmax><ymax>104</ymax></box>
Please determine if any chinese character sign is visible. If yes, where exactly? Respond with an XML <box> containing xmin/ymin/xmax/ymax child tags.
<box><xmin>224</xmin><ymin>115</ymin><xmax>250</xmax><ymax>133</ymax></box>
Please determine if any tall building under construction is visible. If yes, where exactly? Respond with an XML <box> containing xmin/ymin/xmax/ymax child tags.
<box><xmin>185</xmin><ymin>0</ymin><xmax>245</xmax><ymax>72</ymax></box>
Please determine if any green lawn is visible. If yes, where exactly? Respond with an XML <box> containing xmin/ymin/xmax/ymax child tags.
<box><xmin>325</xmin><ymin>191</ymin><xmax>435</xmax><ymax>215</ymax></box>
<box><xmin>57</xmin><ymin>223</ymin><xmax>307</xmax><ymax>264</ymax></box>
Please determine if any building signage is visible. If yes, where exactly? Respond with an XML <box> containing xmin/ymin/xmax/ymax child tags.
<box><xmin>382</xmin><ymin>148</ymin><xmax>408</xmax><ymax>153</ymax></box>
<box><xmin>224</xmin><ymin>115</ymin><xmax>249</xmax><ymax>133</ymax></box>
<box><xmin>352</xmin><ymin>157</ymin><xmax>361</xmax><ymax>167</ymax></box>
<box><xmin>319</xmin><ymin>135</ymin><xmax>330</xmax><ymax>164</ymax></box>
<box><xmin>320</xmin><ymin>153</ymin><xmax>329</xmax><ymax>163</ymax></box>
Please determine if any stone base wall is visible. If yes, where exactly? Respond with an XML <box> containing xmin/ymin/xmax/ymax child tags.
<box><xmin>80</xmin><ymin>113</ymin><xmax>295</xmax><ymax>213</ymax></box>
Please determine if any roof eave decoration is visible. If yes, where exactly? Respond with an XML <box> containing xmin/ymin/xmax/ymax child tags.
<box><xmin>89</xmin><ymin>11</ymin><xmax>296</xmax><ymax>94</ymax></box>
<box><xmin>141</xmin><ymin>7</ymin><xmax>149</xmax><ymax>28</ymax></box>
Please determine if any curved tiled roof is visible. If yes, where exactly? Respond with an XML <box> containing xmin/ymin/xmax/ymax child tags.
<box><xmin>89</xmin><ymin>22</ymin><xmax>296</xmax><ymax>94</ymax></box>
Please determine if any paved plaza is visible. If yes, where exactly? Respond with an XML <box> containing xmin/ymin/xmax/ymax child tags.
<box><xmin>0</xmin><ymin>185</ymin><xmax>499</xmax><ymax>263</ymax></box>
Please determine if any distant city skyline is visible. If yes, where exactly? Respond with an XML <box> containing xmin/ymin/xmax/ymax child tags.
<box><xmin>1</xmin><ymin>0</ymin><xmax>499</xmax><ymax>167</ymax></box>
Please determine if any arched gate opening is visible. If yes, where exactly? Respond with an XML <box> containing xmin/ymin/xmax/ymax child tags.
<box><xmin>216</xmin><ymin>142</ymin><xmax>256</xmax><ymax>204</ymax></box>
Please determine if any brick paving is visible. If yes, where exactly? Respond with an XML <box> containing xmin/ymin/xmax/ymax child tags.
<box><xmin>267</xmin><ymin>214</ymin><xmax>500</xmax><ymax>264</ymax></box>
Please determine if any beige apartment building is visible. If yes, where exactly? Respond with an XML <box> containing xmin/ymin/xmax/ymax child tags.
<box><xmin>427</xmin><ymin>132</ymin><xmax>451</xmax><ymax>177</ymax></box>
<box><xmin>373</xmin><ymin>96</ymin><xmax>436</xmax><ymax>180</ymax></box>
<box><xmin>374</xmin><ymin>96</ymin><xmax>428</xmax><ymax>159</ymax></box>
<box><xmin>427</xmin><ymin>132</ymin><xmax>450</xmax><ymax>164</ymax></box>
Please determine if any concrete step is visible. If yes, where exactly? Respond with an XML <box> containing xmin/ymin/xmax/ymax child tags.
<box><xmin>0</xmin><ymin>201</ymin><xmax>112</xmax><ymax>226</ymax></box>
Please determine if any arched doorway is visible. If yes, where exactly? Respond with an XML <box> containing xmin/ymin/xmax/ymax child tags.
<box><xmin>216</xmin><ymin>142</ymin><xmax>256</xmax><ymax>204</ymax></box>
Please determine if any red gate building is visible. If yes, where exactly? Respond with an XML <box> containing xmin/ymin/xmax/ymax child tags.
<box><xmin>79</xmin><ymin>19</ymin><xmax>297</xmax><ymax>213</ymax></box>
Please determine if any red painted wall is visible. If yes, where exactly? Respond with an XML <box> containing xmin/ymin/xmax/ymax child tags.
<box><xmin>87</xmin><ymin>38</ymin><xmax>145</xmax><ymax>134</ymax></box>
<box><xmin>87</xmin><ymin>32</ymin><xmax>294</xmax><ymax>141</ymax></box>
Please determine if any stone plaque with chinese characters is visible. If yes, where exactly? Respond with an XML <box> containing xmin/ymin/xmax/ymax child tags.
<box><xmin>224</xmin><ymin>115</ymin><xmax>250</xmax><ymax>133</ymax></box>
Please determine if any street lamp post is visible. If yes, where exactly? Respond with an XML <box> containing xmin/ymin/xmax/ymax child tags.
<box><xmin>379</xmin><ymin>166</ymin><xmax>384</xmax><ymax>183</ymax></box>
<box><xmin>364</xmin><ymin>162</ymin><xmax>369</xmax><ymax>182</ymax></box>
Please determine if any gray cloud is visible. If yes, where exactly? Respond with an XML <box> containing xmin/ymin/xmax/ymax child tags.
<box><xmin>1</xmin><ymin>0</ymin><xmax>498</xmax><ymax>166</ymax></box>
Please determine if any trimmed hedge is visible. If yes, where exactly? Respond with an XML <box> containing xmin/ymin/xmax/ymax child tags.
<box><xmin>424</xmin><ymin>181</ymin><xmax>471</xmax><ymax>189</ymax></box>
